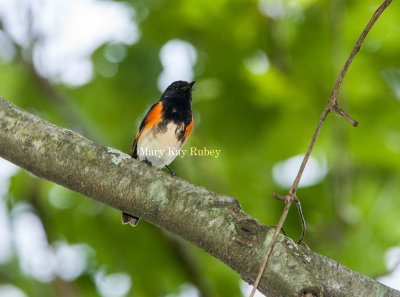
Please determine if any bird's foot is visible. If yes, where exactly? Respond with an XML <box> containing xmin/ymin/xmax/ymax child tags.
<box><xmin>165</xmin><ymin>165</ymin><xmax>177</xmax><ymax>176</ymax></box>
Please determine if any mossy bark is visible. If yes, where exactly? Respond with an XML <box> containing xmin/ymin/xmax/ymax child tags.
<box><xmin>0</xmin><ymin>97</ymin><xmax>398</xmax><ymax>297</ymax></box>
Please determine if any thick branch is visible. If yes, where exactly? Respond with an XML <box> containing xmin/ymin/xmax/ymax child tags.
<box><xmin>0</xmin><ymin>96</ymin><xmax>398</xmax><ymax>297</ymax></box>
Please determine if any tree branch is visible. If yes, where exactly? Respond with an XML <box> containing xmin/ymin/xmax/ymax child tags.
<box><xmin>0</xmin><ymin>97</ymin><xmax>399</xmax><ymax>296</ymax></box>
<box><xmin>250</xmin><ymin>1</ymin><xmax>392</xmax><ymax>295</ymax></box>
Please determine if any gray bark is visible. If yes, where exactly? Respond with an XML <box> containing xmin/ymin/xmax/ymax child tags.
<box><xmin>0</xmin><ymin>96</ymin><xmax>398</xmax><ymax>297</ymax></box>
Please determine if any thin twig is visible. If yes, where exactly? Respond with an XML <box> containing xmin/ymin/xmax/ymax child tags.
<box><xmin>249</xmin><ymin>1</ymin><xmax>392</xmax><ymax>296</ymax></box>
<box><xmin>268</xmin><ymin>225</ymin><xmax>287</xmax><ymax>236</ymax></box>
<box><xmin>333</xmin><ymin>105</ymin><xmax>359</xmax><ymax>127</ymax></box>
<box><xmin>290</xmin><ymin>108</ymin><xmax>331</xmax><ymax>193</ymax></box>
<box><xmin>294</xmin><ymin>197</ymin><xmax>306</xmax><ymax>244</ymax></box>
<box><xmin>249</xmin><ymin>199</ymin><xmax>293</xmax><ymax>297</ymax></box>
<box><xmin>329</xmin><ymin>0</ymin><xmax>393</xmax><ymax>108</ymax></box>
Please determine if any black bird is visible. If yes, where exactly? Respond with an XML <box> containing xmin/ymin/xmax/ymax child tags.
<box><xmin>122</xmin><ymin>80</ymin><xmax>195</xmax><ymax>227</ymax></box>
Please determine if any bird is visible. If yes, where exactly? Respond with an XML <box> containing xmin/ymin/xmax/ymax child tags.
<box><xmin>122</xmin><ymin>80</ymin><xmax>195</xmax><ymax>227</ymax></box>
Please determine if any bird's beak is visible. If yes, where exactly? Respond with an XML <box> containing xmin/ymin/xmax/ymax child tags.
<box><xmin>189</xmin><ymin>81</ymin><xmax>196</xmax><ymax>89</ymax></box>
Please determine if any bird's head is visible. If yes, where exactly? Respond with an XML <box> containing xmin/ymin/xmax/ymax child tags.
<box><xmin>162</xmin><ymin>80</ymin><xmax>196</xmax><ymax>100</ymax></box>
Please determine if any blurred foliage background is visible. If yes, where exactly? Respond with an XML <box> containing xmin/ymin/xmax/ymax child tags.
<box><xmin>0</xmin><ymin>0</ymin><xmax>400</xmax><ymax>296</ymax></box>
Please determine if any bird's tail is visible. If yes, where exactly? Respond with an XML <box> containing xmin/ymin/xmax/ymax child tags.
<box><xmin>121</xmin><ymin>212</ymin><xmax>140</xmax><ymax>227</ymax></box>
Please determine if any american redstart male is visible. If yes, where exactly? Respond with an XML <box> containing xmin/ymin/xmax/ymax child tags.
<box><xmin>122</xmin><ymin>80</ymin><xmax>195</xmax><ymax>227</ymax></box>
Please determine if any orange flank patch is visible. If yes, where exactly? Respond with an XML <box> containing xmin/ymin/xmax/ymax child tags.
<box><xmin>130</xmin><ymin>102</ymin><xmax>163</xmax><ymax>157</ymax></box>
<box><xmin>143</xmin><ymin>102</ymin><xmax>163</xmax><ymax>131</ymax></box>
<box><xmin>184</xmin><ymin>117</ymin><xmax>193</xmax><ymax>139</ymax></box>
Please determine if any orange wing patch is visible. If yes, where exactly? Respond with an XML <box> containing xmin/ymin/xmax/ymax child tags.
<box><xmin>184</xmin><ymin>117</ymin><xmax>193</xmax><ymax>139</ymax></box>
<box><xmin>130</xmin><ymin>102</ymin><xmax>163</xmax><ymax>157</ymax></box>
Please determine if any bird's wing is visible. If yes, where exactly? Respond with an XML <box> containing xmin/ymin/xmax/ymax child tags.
<box><xmin>130</xmin><ymin>102</ymin><xmax>164</xmax><ymax>158</ymax></box>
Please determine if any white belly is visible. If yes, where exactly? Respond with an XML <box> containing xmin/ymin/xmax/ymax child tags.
<box><xmin>137</xmin><ymin>122</ymin><xmax>184</xmax><ymax>168</ymax></box>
